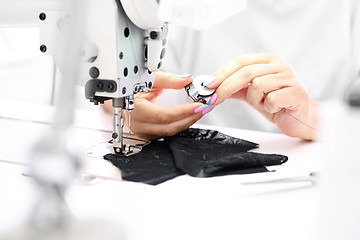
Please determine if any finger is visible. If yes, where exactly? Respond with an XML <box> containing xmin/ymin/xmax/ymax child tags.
<box><xmin>247</xmin><ymin>73</ymin><xmax>294</xmax><ymax>107</ymax></box>
<box><xmin>133</xmin><ymin>99</ymin><xmax>203</xmax><ymax>124</ymax></box>
<box><xmin>208</xmin><ymin>53</ymin><xmax>280</xmax><ymax>88</ymax></box>
<box><xmin>214</xmin><ymin>63</ymin><xmax>283</xmax><ymax>105</ymax></box>
<box><xmin>135</xmin><ymin>88</ymin><xmax>164</xmax><ymax>102</ymax></box>
<box><xmin>229</xmin><ymin>87</ymin><xmax>248</xmax><ymax>101</ymax></box>
<box><xmin>133</xmin><ymin>113</ymin><xmax>203</xmax><ymax>140</ymax></box>
<box><xmin>154</xmin><ymin>71</ymin><xmax>194</xmax><ymax>90</ymax></box>
<box><xmin>264</xmin><ymin>87</ymin><xmax>307</xmax><ymax>114</ymax></box>
<box><xmin>201</xmin><ymin>105</ymin><xmax>215</xmax><ymax>115</ymax></box>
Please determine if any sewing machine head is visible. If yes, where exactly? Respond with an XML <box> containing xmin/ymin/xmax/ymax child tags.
<box><xmin>36</xmin><ymin>0</ymin><xmax>247</xmax><ymax>156</ymax></box>
<box><xmin>78</xmin><ymin>0</ymin><xmax>246</xmax><ymax>155</ymax></box>
<box><xmin>80</xmin><ymin>0</ymin><xmax>168</xmax><ymax>155</ymax></box>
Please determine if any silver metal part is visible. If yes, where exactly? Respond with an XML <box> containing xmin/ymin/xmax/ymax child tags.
<box><xmin>112</xmin><ymin>98</ymin><xmax>125</xmax><ymax>154</ymax></box>
<box><xmin>185</xmin><ymin>75</ymin><xmax>216</xmax><ymax>104</ymax></box>
<box><xmin>134</xmin><ymin>82</ymin><xmax>152</xmax><ymax>93</ymax></box>
<box><xmin>125</xmin><ymin>95</ymin><xmax>135</xmax><ymax>110</ymax></box>
<box><xmin>125</xmin><ymin>95</ymin><xmax>134</xmax><ymax>136</ymax></box>
<box><xmin>113</xmin><ymin>106</ymin><xmax>124</xmax><ymax>154</ymax></box>
<box><xmin>112</xmin><ymin>95</ymin><xmax>143</xmax><ymax>155</ymax></box>
<box><xmin>242</xmin><ymin>172</ymin><xmax>318</xmax><ymax>185</ymax></box>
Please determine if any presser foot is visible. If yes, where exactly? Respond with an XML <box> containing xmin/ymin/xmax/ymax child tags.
<box><xmin>113</xmin><ymin>146</ymin><xmax>137</xmax><ymax>157</ymax></box>
<box><xmin>111</xmin><ymin>135</ymin><xmax>150</xmax><ymax>157</ymax></box>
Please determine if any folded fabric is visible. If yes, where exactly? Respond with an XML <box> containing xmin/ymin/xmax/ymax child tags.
<box><xmin>104</xmin><ymin>128</ymin><xmax>288</xmax><ymax>185</ymax></box>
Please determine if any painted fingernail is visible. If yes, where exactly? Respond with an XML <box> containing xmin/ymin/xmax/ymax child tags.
<box><xmin>209</xmin><ymin>93</ymin><xmax>217</xmax><ymax>105</ymax></box>
<box><xmin>202</xmin><ymin>105</ymin><xmax>214</xmax><ymax>115</ymax></box>
<box><xmin>179</xmin><ymin>74</ymin><xmax>193</xmax><ymax>79</ymax></box>
<box><xmin>194</xmin><ymin>105</ymin><xmax>208</xmax><ymax>113</ymax></box>
<box><xmin>202</xmin><ymin>76</ymin><xmax>216</xmax><ymax>87</ymax></box>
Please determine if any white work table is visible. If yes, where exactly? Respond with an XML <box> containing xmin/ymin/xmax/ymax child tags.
<box><xmin>1</xmin><ymin>100</ymin><xmax>358</xmax><ymax>240</ymax></box>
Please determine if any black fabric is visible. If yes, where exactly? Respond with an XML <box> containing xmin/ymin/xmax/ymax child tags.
<box><xmin>104</xmin><ymin>128</ymin><xmax>288</xmax><ymax>185</ymax></box>
<box><xmin>104</xmin><ymin>141</ymin><xmax>184</xmax><ymax>185</ymax></box>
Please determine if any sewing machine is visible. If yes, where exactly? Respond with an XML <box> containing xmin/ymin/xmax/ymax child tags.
<box><xmin>43</xmin><ymin>0</ymin><xmax>168</xmax><ymax>156</ymax></box>
<box><xmin>0</xmin><ymin>1</ymin><xmax>247</xmax><ymax>236</ymax></box>
<box><xmin>0</xmin><ymin>0</ymin><xmax>247</xmax><ymax>156</ymax></box>
<box><xmin>1</xmin><ymin>0</ymin><xmax>166</xmax><ymax>155</ymax></box>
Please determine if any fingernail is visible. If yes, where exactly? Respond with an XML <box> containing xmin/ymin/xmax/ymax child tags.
<box><xmin>264</xmin><ymin>105</ymin><xmax>273</xmax><ymax>113</ymax></box>
<box><xmin>202</xmin><ymin>105</ymin><xmax>214</xmax><ymax>115</ymax></box>
<box><xmin>179</xmin><ymin>74</ymin><xmax>192</xmax><ymax>79</ymax></box>
<box><xmin>194</xmin><ymin>105</ymin><xmax>208</xmax><ymax>113</ymax></box>
<box><xmin>209</xmin><ymin>93</ymin><xmax>217</xmax><ymax>105</ymax></box>
<box><xmin>264</xmin><ymin>105</ymin><xmax>270</xmax><ymax>113</ymax></box>
<box><xmin>202</xmin><ymin>76</ymin><xmax>216</xmax><ymax>87</ymax></box>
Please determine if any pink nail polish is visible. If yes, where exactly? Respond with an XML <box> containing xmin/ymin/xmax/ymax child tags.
<box><xmin>209</xmin><ymin>93</ymin><xmax>217</xmax><ymax>105</ymax></box>
<box><xmin>202</xmin><ymin>106</ymin><xmax>214</xmax><ymax>115</ymax></box>
<box><xmin>194</xmin><ymin>105</ymin><xmax>208</xmax><ymax>113</ymax></box>
<box><xmin>202</xmin><ymin>76</ymin><xmax>216</xmax><ymax>87</ymax></box>
<box><xmin>179</xmin><ymin>74</ymin><xmax>192</xmax><ymax>79</ymax></box>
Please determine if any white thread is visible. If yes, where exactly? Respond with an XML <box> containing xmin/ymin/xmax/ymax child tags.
<box><xmin>282</xmin><ymin>110</ymin><xmax>317</xmax><ymax>131</ymax></box>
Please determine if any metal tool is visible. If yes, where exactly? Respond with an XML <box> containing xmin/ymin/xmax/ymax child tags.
<box><xmin>185</xmin><ymin>75</ymin><xmax>216</xmax><ymax>104</ymax></box>
<box><xmin>242</xmin><ymin>171</ymin><xmax>318</xmax><ymax>185</ymax></box>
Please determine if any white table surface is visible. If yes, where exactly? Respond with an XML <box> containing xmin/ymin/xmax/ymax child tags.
<box><xmin>0</xmin><ymin>99</ymin><xmax>350</xmax><ymax>240</ymax></box>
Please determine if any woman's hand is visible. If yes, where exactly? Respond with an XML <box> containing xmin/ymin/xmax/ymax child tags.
<box><xmin>103</xmin><ymin>72</ymin><xmax>203</xmax><ymax>140</ymax></box>
<box><xmin>206</xmin><ymin>53</ymin><xmax>319</xmax><ymax>140</ymax></box>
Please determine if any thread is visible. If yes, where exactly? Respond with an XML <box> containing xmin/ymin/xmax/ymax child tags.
<box><xmin>282</xmin><ymin>109</ymin><xmax>317</xmax><ymax>131</ymax></box>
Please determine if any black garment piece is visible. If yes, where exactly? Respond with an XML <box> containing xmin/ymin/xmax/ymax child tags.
<box><xmin>104</xmin><ymin>128</ymin><xmax>288</xmax><ymax>185</ymax></box>
<box><xmin>104</xmin><ymin>141</ymin><xmax>184</xmax><ymax>185</ymax></box>
<box><xmin>165</xmin><ymin>128</ymin><xmax>288</xmax><ymax>177</ymax></box>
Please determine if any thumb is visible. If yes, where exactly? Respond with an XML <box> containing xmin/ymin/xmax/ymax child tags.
<box><xmin>154</xmin><ymin>71</ymin><xmax>193</xmax><ymax>90</ymax></box>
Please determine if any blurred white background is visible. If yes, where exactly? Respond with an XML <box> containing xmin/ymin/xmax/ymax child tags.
<box><xmin>0</xmin><ymin>27</ymin><xmax>94</xmax><ymax>109</ymax></box>
<box><xmin>0</xmin><ymin>28</ymin><xmax>54</xmax><ymax>104</ymax></box>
